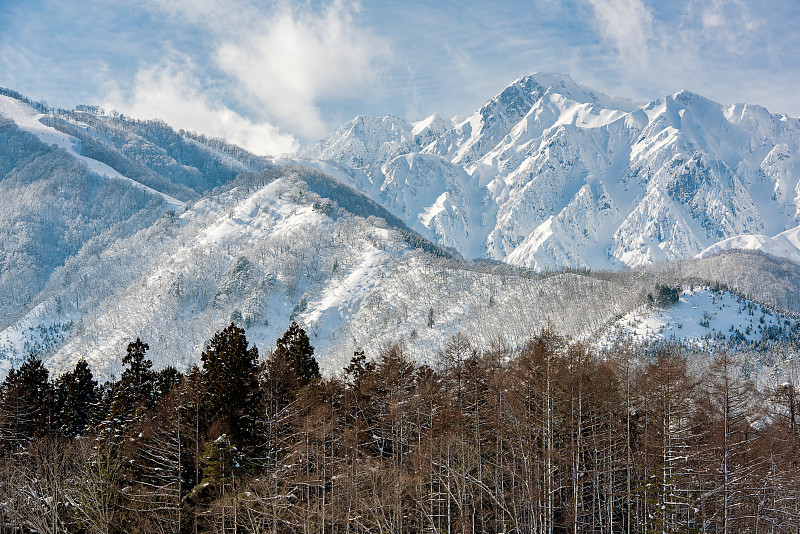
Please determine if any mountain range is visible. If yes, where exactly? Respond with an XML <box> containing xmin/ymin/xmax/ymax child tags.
<box><xmin>0</xmin><ymin>75</ymin><xmax>799</xmax><ymax>380</ymax></box>
<box><xmin>303</xmin><ymin>72</ymin><xmax>800</xmax><ymax>269</ymax></box>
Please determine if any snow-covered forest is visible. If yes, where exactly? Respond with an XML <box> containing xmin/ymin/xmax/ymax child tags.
<box><xmin>1</xmin><ymin>322</ymin><xmax>799</xmax><ymax>532</ymax></box>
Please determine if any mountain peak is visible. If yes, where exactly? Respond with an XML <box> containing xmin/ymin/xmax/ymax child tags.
<box><xmin>516</xmin><ymin>71</ymin><xmax>576</xmax><ymax>91</ymax></box>
<box><xmin>305</xmin><ymin>72</ymin><xmax>800</xmax><ymax>271</ymax></box>
<box><xmin>411</xmin><ymin>113</ymin><xmax>448</xmax><ymax>136</ymax></box>
<box><xmin>507</xmin><ymin>72</ymin><xmax>640</xmax><ymax>112</ymax></box>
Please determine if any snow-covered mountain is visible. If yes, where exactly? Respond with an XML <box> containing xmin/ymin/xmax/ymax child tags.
<box><xmin>304</xmin><ymin>73</ymin><xmax>800</xmax><ymax>270</ymax></box>
<box><xmin>697</xmin><ymin>225</ymin><xmax>800</xmax><ymax>263</ymax></box>
<box><xmin>599</xmin><ymin>286</ymin><xmax>799</xmax><ymax>351</ymax></box>
<box><xmin>1</xmin><ymin>85</ymin><xmax>800</xmax><ymax>380</ymax></box>
<box><xmin>0</xmin><ymin>91</ymin><xmax>272</xmax><ymax>329</ymax></box>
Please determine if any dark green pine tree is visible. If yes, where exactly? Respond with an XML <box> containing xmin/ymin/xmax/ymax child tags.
<box><xmin>0</xmin><ymin>353</ymin><xmax>52</xmax><ymax>443</ymax></box>
<box><xmin>154</xmin><ymin>365</ymin><xmax>182</xmax><ymax>403</ymax></box>
<box><xmin>275</xmin><ymin>321</ymin><xmax>320</xmax><ymax>387</ymax></box>
<box><xmin>201</xmin><ymin>323</ymin><xmax>261</xmax><ymax>447</ymax></box>
<box><xmin>105</xmin><ymin>338</ymin><xmax>156</xmax><ymax>437</ymax></box>
<box><xmin>120</xmin><ymin>338</ymin><xmax>156</xmax><ymax>407</ymax></box>
<box><xmin>53</xmin><ymin>359</ymin><xmax>98</xmax><ymax>437</ymax></box>
<box><xmin>344</xmin><ymin>348</ymin><xmax>375</xmax><ymax>392</ymax></box>
<box><xmin>17</xmin><ymin>353</ymin><xmax>50</xmax><ymax>405</ymax></box>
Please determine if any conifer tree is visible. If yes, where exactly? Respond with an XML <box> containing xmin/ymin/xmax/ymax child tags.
<box><xmin>154</xmin><ymin>366</ymin><xmax>182</xmax><ymax>404</ymax></box>
<box><xmin>344</xmin><ymin>348</ymin><xmax>375</xmax><ymax>393</ymax></box>
<box><xmin>201</xmin><ymin>323</ymin><xmax>260</xmax><ymax>447</ymax></box>
<box><xmin>53</xmin><ymin>358</ymin><xmax>97</xmax><ymax>437</ymax></box>
<box><xmin>120</xmin><ymin>338</ymin><xmax>156</xmax><ymax>408</ymax></box>
<box><xmin>17</xmin><ymin>353</ymin><xmax>50</xmax><ymax>404</ymax></box>
<box><xmin>0</xmin><ymin>354</ymin><xmax>51</xmax><ymax>444</ymax></box>
<box><xmin>104</xmin><ymin>339</ymin><xmax>156</xmax><ymax>439</ymax></box>
<box><xmin>0</xmin><ymin>374</ymin><xmax>36</xmax><ymax>449</ymax></box>
<box><xmin>275</xmin><ymin>321</ymin><xmax>320</xmax><ymax>386</ymax></box>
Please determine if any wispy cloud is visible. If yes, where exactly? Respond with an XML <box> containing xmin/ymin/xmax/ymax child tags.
<box><xmin>583</xmin><ymin>0</ymin><xmax>654</xmax><ymax>66</ymax></box>
<box><xmin>1</xmin><ymin>0</ymin><xmax>799</xmax><ymax>149</ymax></box>
<box><xmin>575</xmin><ymin>0</ymin><xmax>800</xmax><ymax>115</ymax></box>
<box><xmin>103</xmin><ymin>57</ymin><xmax>299</xmax><ymax>155</ymax></box>
<box><xmin>212</xmin><ymin>2</ymin><xmax>388</xmax><ymax>139</ymax></box>
<box><xmin>118</xmin><ymin>0</ymin><xmax>388</xmax><ymax>149</ymax></box>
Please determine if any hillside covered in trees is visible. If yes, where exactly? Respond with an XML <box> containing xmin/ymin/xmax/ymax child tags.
<box><xmin>1</xmin><ymin>321</ymin><xmax>798</xmax><ymax>533</ymax></box>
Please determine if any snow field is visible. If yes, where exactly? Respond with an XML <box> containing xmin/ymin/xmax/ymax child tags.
<box><xmin>600</xmin><ymin>287</ymin><xmax>798</xmax><ymax>350</ymax></box>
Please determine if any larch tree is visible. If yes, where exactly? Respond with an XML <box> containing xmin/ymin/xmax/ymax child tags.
<box><xmin>704</xmin><ymin>351</ymin><xmax>762</xmax><ymax>533</ymax></box>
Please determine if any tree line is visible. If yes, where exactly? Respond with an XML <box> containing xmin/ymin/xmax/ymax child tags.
<box><xmin>0</xmin><ymin>323</ymin><xmax>798</xmax><ymax>533</ymax></box>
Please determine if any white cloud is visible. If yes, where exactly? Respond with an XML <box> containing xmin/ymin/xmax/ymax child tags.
<box><xmin>102</xmin><ymin>59</ymin><xmax>299</xmax><ymax>155</ymax></box>
<box><xmin>583</xmin><ymin>0</ymin><xmax>654</xmax><ymax>65</ymax></box>
<box><xmin>688</xmin><ymin>0</ymin><xmax>761</xmax><ymax>54</ymax></box>
<box><xmin>134</xmin><ymin>0</ymin><xmax>387</xmax><ymax>144</ymax></box>
<box><xmin>213</xmin><ymin>2</ymin><xmax>387</xmax><ymax>139</ymax></box>
<box><xmin>577</xmin><ymin>0</ymin><xmax>790</xmax><ymax>114</ymax></box>
<box><xmin>100</xmin><ymin>0</ymin><xmax>388</xmax><ymax>153</ymax></box>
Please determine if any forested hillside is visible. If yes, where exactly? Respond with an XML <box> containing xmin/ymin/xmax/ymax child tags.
<box><xmin>2</xmin><ymin>88</ymin><xmax>800</xmax><ymax>383</ymax></box>
<box><xmin>0</xmin><ymin>77</ymin><xmax>799</xmax><ymax>533</ymax></box>
<box><xmin>1</xmin><ymin>323</ymin><xmax>798</xmax><ymax>532</ymax></box>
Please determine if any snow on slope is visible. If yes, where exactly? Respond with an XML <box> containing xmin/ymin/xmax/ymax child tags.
<box><xmin>0</xmin><ymin>302</ymin><xmax>76</xmax><ymax>374</ymax></box>
<box><xmin>2</xmin><ymin>161</ymin><xmax>798</xmax><ymax>381</ymax></box>
<box><xmin>599</xmin><ymin>287</ymin><xmax>799</xmax><ymax>350</ymax></box>
<box><xmin>3</xmin><ymin>80</ymin><xmax>800</xmax><ymax>379</ymax></box>
<box><xmin>697</xmin><ymin>225</ymin><xmax>800</xmax><ymax>263</ymax></box>
<box><xmin>0</xmin><ymin>95</ymin><xmax>184</xmax><ymax>210</ymax></box>
<box><xmin>0</xmin><ymin>156</ymin><xmax>695</xmax><ymax>380</ymax></box>
<box><xmin>305</xmin><ymin>73</ymin><xmax>800</xmax><ymax>271</ymax></box>
<box><xmin>34</xmin><ymin>170</ymin><xmax>414</xmax><ymax>379</ymax></box>
<box><xmin>5</xmin><ymin>164</ymin><xmax>626</xmax><ymax>379</ymax></box>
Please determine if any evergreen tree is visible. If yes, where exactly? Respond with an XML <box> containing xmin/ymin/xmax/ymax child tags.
<box><xmin>0</xmin><ymin>353</ymin><xmax>52</xmax><ymax>442</ymax></box>
<box><xmin>17</xmin><ymin>353</ymin><xmax>50</xmax><ymax>402</ymax></box>
<box><xmin>105</xmin><ymin>339</ymin><xmax>156</xmax><ymax>438</ymax></box>
<box><xmin>53</xmin><ymin>359</ymin><xmax>97</xmax><ymax>437</ymax></box>
<box><xmin>154</xmin><ymin>366</ymin><xmax>182</xmax><ymax>404</ymax></box>
<box><xmin>201</xmin><ymin>323</ymin><xmax>261</xmax><ymax>447</ymax></box>
<box><xmin>275</xmin><ymin>321</ymin><xmax>320</xmax><ymax>386</ymax></box>
<box><xmin>120</xmin><ymin>338</ymin><xmax>156</xmax><ymax>408</ymax></box>
<box><xmin>344</xmin><ymin>348</ymin><xmax>375</xmax><ymax>392</ymax></box>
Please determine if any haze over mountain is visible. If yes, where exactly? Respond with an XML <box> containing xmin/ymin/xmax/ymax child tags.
<box><xmin>0</xmin><ymin>75</ymin><xmax>799</xmax><ymax>380</ymax></box>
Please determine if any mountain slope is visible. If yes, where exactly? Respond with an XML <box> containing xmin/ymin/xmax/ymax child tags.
<box><xmin>697</xmin><ymin>225</ymin><xmax>800</xmax><ymax>263</ymax></box>
<box><xmin>0</xmin><ymin>92</ymin><xmax>276</xmax><ymax>332</ymax></box>
<box><xmin>1</xmin><ymin>85</ymin><xmax>799</xmax><ymax>381</ymax></box>
<box><xmin>304</xmin><ymin>73</ymin><xmax>800</xmax><ymax>270</ymax></box>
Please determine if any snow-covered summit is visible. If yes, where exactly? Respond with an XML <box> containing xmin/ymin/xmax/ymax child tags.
<box><xmin>306</xmin><ymin>73</ymin><xmax>800</xmax><ymax>270</ymax></box>
<box><xmin>305</xmin><ymin>114</ymin><xmax>414</xmax><ymax>169</ymax></box>
<box><xmin>697</xmin><ymin>225</ymin><xmax>800</xmax><ymax>263</ymax></box>
<box><xmin>2</xmin><ymin>86</ymin><xmax>800</xmax><ymax>379</ymax></box>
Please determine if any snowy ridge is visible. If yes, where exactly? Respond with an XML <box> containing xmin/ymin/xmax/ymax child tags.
<box><xmin>2</xmin><ymin>82</ymin><xmax>800</xmax><ymax>379</ymax></box>
<box><xmin>0</xmin><ymin>95</ymin><xmax>184</xmax><ymax>210</ymax></box>
<box><xmin>697</xmin><ymin>225</ymin><xmax>800</xmax><ymax>263</ymax></box>
<box><xmin>306</xmin><ymin>73</ymin><xmax>800</xmax><ymax>270</ymax></box>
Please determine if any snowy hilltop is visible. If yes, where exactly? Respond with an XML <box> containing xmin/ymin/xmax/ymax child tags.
<box><xmin>303</xmin><ymin>72</ymin><xmax>800</xmax><ymax>269</ymax></box>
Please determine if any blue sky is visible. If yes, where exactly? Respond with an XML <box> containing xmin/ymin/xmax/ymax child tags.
<box><xmin>1</xmin><ymin>0</ymin><xmax>798</xmax><ymax>154</ymax></box>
